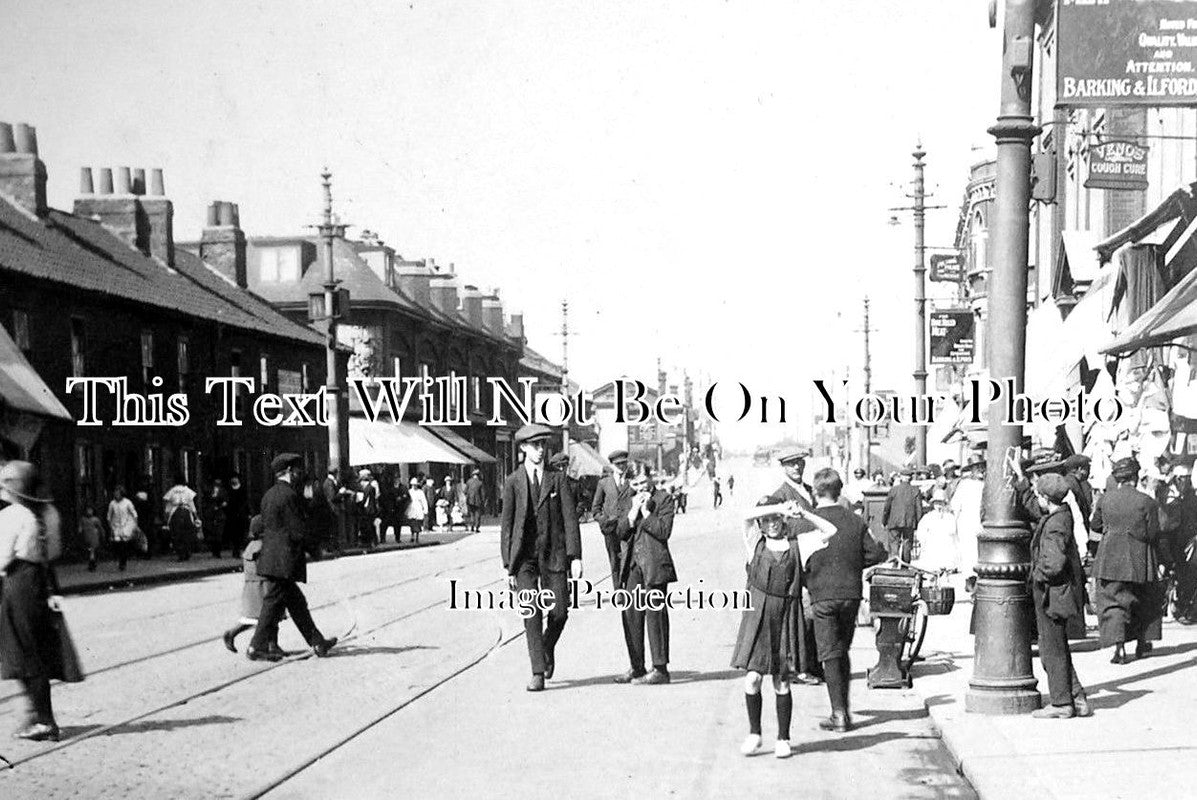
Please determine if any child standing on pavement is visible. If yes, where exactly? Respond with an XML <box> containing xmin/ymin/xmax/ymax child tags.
<box><xmin>222</xmin><ymin>515</ymin><xmax>284</xmax><ymax>654</ymax></box>
<box><xmin>78</xmin><ymin>504</ymin><xmax>102</xmax><ymax>572</ymax></box>
<box><xmin>731</xmin><ymin>502</ymin><xmax>837</xmax><ymax>758</ymax></box>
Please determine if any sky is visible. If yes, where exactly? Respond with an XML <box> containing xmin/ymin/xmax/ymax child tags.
<box><xmin>1</xmin><ymin>0</ymin><xmax>1004</xmax><ymax>448</ymax></box>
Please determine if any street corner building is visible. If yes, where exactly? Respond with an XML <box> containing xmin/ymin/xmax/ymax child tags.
<box><xmin>0</xmin><ymin>121</ymin><xmax>344</xmax><ymax>551</ymax></box>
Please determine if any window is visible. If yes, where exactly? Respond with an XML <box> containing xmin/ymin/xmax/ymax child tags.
<box><xmin>472</xmin><ymin>376</ymin><xmax>481</xmax><ymax>412</ymax></box>
<box><xmin>70</xmin><ymin>318</ymin><xmax>85</xmax><ymax>377</ymax></box>
<box><xmin>182</xmin><ymin>448</ymin><xmax>200</xmax><ymax>487</ymax></box>
<box><xmin>141</xmin><ymin>330</ymin><xmax>154</xmax><ymax>385</ymax></box>
<box><xmin>11</xmin><ymin>311</ymin><xmax>29</xmax><ymax>352</ymax></box>
<box><xmin>392</xmin><ymin>356</ymin><xmax>402</xmax><ymax>379</ymax></box>
<box><xmin>301</xmin><ymin>363</ymin><xmax>310</xmax><ymax>392</ymax></box>
<box><xmin>177</xmin><ymin>336</ymin><xmax>190</xmax><ymax>392</ymax></box>
<box><xmin>260</xmin><ymin>355</ymin><xmax>271</xmax><ymax>391</ymax></box>
<box><xmin>258</xmin><ymin>248</ymin><xmax>300</xmax><ymax>283</ymax></box>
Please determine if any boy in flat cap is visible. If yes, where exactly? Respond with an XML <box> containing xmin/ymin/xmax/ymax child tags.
<box><xmin>247</xmin><ymin>454</ymin><xmax>337</xmax><ymax>661</ymax></box>
<box><xmin>1029</xmin><ymin>473</ymin><xmax>1092</xmax><ymax>718</ymax></box>
<box><xmin>500</xmin><ymin>425</ymin><xmax>582</xmax><ymax>691</ymax></box>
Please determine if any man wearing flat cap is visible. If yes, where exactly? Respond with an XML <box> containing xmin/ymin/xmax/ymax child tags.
<box><xmin>247</xmin><ymin>453</ymin><xmax>337</xmax><ymax>661</ymax></box>
<box><xmin>500</xmin><ymin>424</ymin><xmax>582</xmax><ymax>691</ymax></box>
<box><xmin>592</xmin><ymin>449</ymin><xmax>631</xmax><ymax>585</ymax></box>
<box><xmin>759</xmin><ymin>450</ymin><xmax>817</xmax><ymax>534</ymax></box>
<box><xmin>1091</xmin><ymin>457</ymin><xmax>1165</xmax><ymax>664</ymax></box>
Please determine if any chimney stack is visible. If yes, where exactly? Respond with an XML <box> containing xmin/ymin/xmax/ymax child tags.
<box><xmin>139</xmin><ymin>167</ymin><xmax>174</xmax><ymax>265</ymax></box>
<box><xmin>395</xmin><ymin>260</ymin><xmax>433</xmax><ymax>307</ymax></box>
<box><xmin>75</xmin><ymin>164</ymin><xmax>143</xmax><ymax>248</ymax></box>
<box><xmin>0</xmin><ymin>122</ymin><xmax>48</xmax><ymax>216</ymax></box>
<box><xmin>507</xmin><ymin>313</ymin><xmax>525</xmax><ymax>342</ymax></box>
<box><xmin>200</xmin><ymin>200</ymin><xmax>247</xmax><ymax>287</ymax></box>
<box><xmin>461</xmin><ymin>285</ymin><xmax>484</xmax><ymax>327</ymax></box>
<box><xmin>481</xmin><ymin>293</ymin><xmax>504</xmax><ymax>335</ymax></box>
<box><xmin>429</xmin><ymin>271</ymin><xmax>461</xmax><ymax>317</ymax></box>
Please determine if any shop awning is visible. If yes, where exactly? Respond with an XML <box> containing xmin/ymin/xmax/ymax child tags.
<box><xmin>1101</xmin><ymin>264</ymin><xmax>1197</xmax><ymax>354</ymax></box>
<box><xmin>0</xmin><ymin>326</ymin><xmax>70</xmax><ymax>420</ymax></box>
<box><xmin>425</xmin><ymin>426</ymin><xmax>497</xmax><ymax>464</ymax></box>
<box><xmin>567</xmin><ymin>441</ymin><xmax>610</xmax><ymax>478</ymax></box>
<box><xmin>348</xmin><ymin>417</ymin><xmax>472</xmax><ymax>466</ymax></box>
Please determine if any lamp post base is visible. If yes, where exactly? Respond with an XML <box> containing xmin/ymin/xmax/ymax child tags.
<box><xmin>965</xmin><ymin>684</ymin><xmax>1041</xmax><ymax>715</ymax></box>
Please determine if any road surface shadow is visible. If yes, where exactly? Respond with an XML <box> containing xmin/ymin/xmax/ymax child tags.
<box><xmin>790</xmin><ymin>730</ymin><xmax>919</xmax><ymax>754</ymax></box>
<box><xmin>550</xmin><ymin>668</ymin><xmax>740</xmax><ymax>690</ymax></box>
<box><xmin>57</xmin><ymin>724</ymin><xmax>103</xmax><ymax>740</ymax></box>
<box><xmin>326</xmin><ymin>644</ymin><xmax>438</xmax><ymax>658</ymax></box>
<box><xmin>1083</xmin><ymin>654</ymin><xmax>1197</xmax><ymax>710</ymax></box>
<box><xmin>103</xmin><ymin>715</ymin><xmax>241</xmax><ymax>735</ymax></box>
<box><xmin>850</xmin><ymin>707</ymin><xmax>931</xmax><ymax>731</ymax></box>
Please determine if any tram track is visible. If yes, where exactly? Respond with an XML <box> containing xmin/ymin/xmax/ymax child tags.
<box><xmin>0</xmin><ymin>553</ymin><xmax>496</xmax><ymax>707</ymax></box>
<box><xmin>0</xmin><ymin>563</ymin><xmax>509</xmax><ymax>772</ymax></box>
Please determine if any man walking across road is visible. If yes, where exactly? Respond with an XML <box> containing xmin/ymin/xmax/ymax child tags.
<box><xmin>246</xmin><ymin>454</ymin><xmax>337</xmax><ymax>662</ymax></box>
<box><xmin>591</xmin><ymin>450</ymin><xmax>631</xmax><ymax>585</ymax></box>
<box><xmin>500</xmin><ymin>425</ymin><xmax>582</xmax><ymax>692</ymax></box>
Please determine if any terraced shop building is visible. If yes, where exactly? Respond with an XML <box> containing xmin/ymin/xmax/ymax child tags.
<box><xmin>0</xmin><ymin>121</ymin><xmax>346</xmax><ymax>549</ymax></box>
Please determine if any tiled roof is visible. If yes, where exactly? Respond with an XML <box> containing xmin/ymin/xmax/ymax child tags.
<box><xmin>0</xmin><ymin>198</ymin><xmax>325</xmax><ymax>347</ymax></box>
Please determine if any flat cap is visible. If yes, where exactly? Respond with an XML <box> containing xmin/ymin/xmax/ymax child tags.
<box><xmin>271</xmin><ymin>453</ymin><xmax>303</xmax><ymax>473</ymax></box>
<box><xmin>1035</xmin><ymin>473</ymin><xmax>1070</xmax><ymax>503</ymax></box>
<box><xmin>1111</xmin><ymin>457</ymin><xmax>1141</xmax><ymax>481</ymax></box>
<box><xmin>1024</xmin><ymin>447</ymin><xmax>1065</xmax><ymax>475</ymax></box>
<box><xmin>777</xmin><ymin>448</ymin><xmax>811</xmax><ymax>465</ymax></box>
<box><xmin>607</xmin><ymin>449</ymin><xmax>630</xmax><ymax>464</ymax></box>
<box><xmin>1060</xmin><ymin>454</ymin><xmax>1091</xmax><ymax>470</ymax></box>
<box><xmin>514</xmin><ymin>424</ymin><xmax>553</xmax><ymax>445</ymax></box>
<box><xmin>549</xmin><ymin>452</ymin><xmax>570</xmax><ymax>469</ymax></box>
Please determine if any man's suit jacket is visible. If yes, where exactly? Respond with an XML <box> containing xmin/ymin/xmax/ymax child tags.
<box><xmin>257</xmin><ymin>480</ymin><xmax>308</xmax><ymax>583</ymax></box>
<box><xmin>759</xmin><ymin>480</ymin><xmax>817</xmax><ymax>538</ymax></box>
<box><xmin>591</xmin><ymin>474</ymin><xmax>630</xmax><ymax>537</ymax></box>
<box><xmin>882</xmin><ymin>482</ymin><xmax>923</xmax><ymax>530</ymax></box>
<box><xmin>500</xmin><ymin>467</ymin><xmax>581</xmax><ymax>574</ymax></box>
<box><xmin>616</xmin><ymin>488</ymin><xmax>677</xmax><ymax>586</ymax></box>
<box><xmin>465</xmin><ymin>476</ymin><xmax>486</xmax><ymax>507</ymax></box>
<box><xmin>805</xmin><ymin>504</ymin><xmax>888</xmax><ymax>602</ymax></box>
<box><xmin>1092</xmin><ymin>484</ymin><xmax>1161</xmax><ymax>583</ymax></box>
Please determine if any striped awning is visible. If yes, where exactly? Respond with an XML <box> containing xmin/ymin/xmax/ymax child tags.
<box><xmin>425</xmin><ymin>426</ymin><xmax>497</xmax><ymax>464</ymax></box>
<box><xmin>0</xmin><ymin>326</ymin><xmax>70</xmax><ymax>420</ymax></box>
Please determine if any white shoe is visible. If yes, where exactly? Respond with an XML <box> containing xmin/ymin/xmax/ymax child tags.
<box><xmin>774</xmin><ymin>740</ymin><xmax>793</xmax><ymax>759</ymax></box>
<box><xmin>740</xmin><ymin>733</ymin><xmax>762</xmax><ymax>755</ymax></box>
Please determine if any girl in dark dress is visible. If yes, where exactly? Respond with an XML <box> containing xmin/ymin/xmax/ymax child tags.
<box><xmin>731</xmin><ymin>501</ymin><xmax>836</xmax><ymax>758</ymax></box>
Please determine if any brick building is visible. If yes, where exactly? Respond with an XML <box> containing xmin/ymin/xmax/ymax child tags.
<box><xmin>0</xmin><ymin>121</ymin><xmax>344</xmax><ymax>550</ymax></box>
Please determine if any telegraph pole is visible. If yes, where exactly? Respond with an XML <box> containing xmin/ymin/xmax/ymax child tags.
<box><xmin>966</xmin><ymin>0</ymin><xmax>1041</xmax><ymax>715</ymax></box>
<box><xmin>655</xmin><ymin>357</ymin><xmax>665</xmax><ymax>471</ymax></box>
<box><xmin>863</xmin><ymin>297</ymin><xmax>873</xmax><ymax>473</ymax></box>
<box><xmin>315</xmin><ymin>169</ymin><xmax>348</xmax><ymax>475</ymax></box>
<box><xmin>560</xmin><ymin>299</ymin><xmax>570</xmax><ymax>453</ymax></box>
<box><xmin>912</xmin><ymin>144</ymin><xmax>928</xmax><ymax>467</ymax></box>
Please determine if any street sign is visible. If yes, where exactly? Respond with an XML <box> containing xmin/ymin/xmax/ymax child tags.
<box><xmin>929</xmin><ymin>254</ymin><xmax>964</xmax><ymax>282</ymax></box>
<box><xmin>1058</xmin><ymin>0</ymin><xmax>1197</xmax><ymax>108</ymax></box>
<box><xmin>929</xmin><ymin>310</ymin><xmax>975</xmax><ymax>365</ymax></box>
<box><xmin>1084</xmin><ymin>140</ymin><xmax>1149</xmax><ymax>190</ymax></box>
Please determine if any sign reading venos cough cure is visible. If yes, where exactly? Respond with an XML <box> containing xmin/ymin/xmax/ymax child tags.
<box><xmin>1085</xmin><ymin>140</ymin><xmax>1149</xmax><ymax>190</ymax></box>
<box><xmin>1058</xmin><ymin>0</ymin><xmax>1197</xmax><ymax>108</ymax></box>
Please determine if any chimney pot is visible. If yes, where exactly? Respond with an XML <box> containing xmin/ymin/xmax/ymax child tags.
<box><xmin>150</xmin><ymin>168</ymin><xmax>165</xmax><ymax>196</ymax></box>
<box><xmin>115</xmin><ymin>166</ymin><xmax>131</xmax><ymax>194</ymax></box>
<box><xmin>131</xmin><ymin>168</ymin><xmax>146</xmax><ymax>195</ymax></box>
<box><xmin>13</xmin><ymin>124</ymin><xmax>37</xmax><ymax>156</ymax></box>
<box><xmin>0</xmin><ymin>123</ymin><xmax>14</xmax><ymax>154</ymax></box>
<box><xmin>206</xmin><ymin>202</ymin><xmax>220</xmax><ymax>226</ymax></box>
<box><xmin>218</xmin><ymin>201</ymin><xmax>236</xmax><ymax>226</ymax></box>
<box><xmin>98</xmin><ymin>168</ymin><xmax>114</xmax><ymax>195</ymax></box>
<box><xmin>232</xmin><ymin>203</ymin><xmax>240</xmax><ymax>226</ymax></box>
<box><xmin>79</xmin><ymin>167</ymin><xmax>94</xmax><ymax>195</ymax></box>
<box><xmin>200</xmin><ymin>199</ymin><xmax>247</xmax><ymax>288</ymax></box>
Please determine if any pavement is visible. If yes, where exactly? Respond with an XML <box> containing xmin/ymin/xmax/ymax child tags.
<box><xmin>909</xmin><ymin>581</ymin><xmax>1197</xmax><ymax>800</ymax></box>
<box><xmin>0</xmin><ymin>463</ymin><xmax>973</xmax><ymax>799</ymax></box>
<box><xmin>56</xmin><ymin>528</ymin><xmax>473</xmax><ymax>595</ymax></box>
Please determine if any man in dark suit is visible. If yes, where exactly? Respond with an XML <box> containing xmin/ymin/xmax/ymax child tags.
<box><xmin>322</xmin><ymin>465</ymin><xmax>351</xmax><ymax>554</ymax></box>
<box><xmin>500</xmin><ymin>424</ymin><xmax>582</xmax><ymax>692</ymax></box>
<box><xmin>465</xmin><ymin>469</ymin><xmax>486</xmax><ymax>532</ymax></box>
<box><xmin>247</xmin><ymin>454</ymin><xmax>337</xmax><ymax>661</ymax></box>
<box><xmin>882</xmin><ymin>469</ymin><xmax>923</xmax><ymax>562</ymax></box>
<box><xmin>1092</xmin><ymin>457</ymin><xmax>1164</xmax><ymax>663</ymax></box>
<box><xmin>760</xmin><ymin>450</ymin><xmax>817</xmax><ymax>533</ymax></box>
<box><xmin>591</xmin><ymin>449</ymin><xmax>630</xmax><ymax>585</ymax></box>
<box><xmin>807</xmin><ymin>468</ymin><xmax>888</xmax><ymax>732</ymax></box>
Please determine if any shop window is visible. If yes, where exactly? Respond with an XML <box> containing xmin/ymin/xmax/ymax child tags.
<box><xmin>178</xmin><ymin>336</ymin><xmax>191</xmax><ymax>393</ymax></box>
<box><xmin>141</xmin><ymin>330</ymin><xmax>154</xmax><ymax>386</ymax></box>
<box><xmin>11</xmin><ymin>310</ymin><xmax>30</xmax><ymax>352</ymax></box>
<box><xmin>70</xmin><ymin>317</ymin><xmax>85</xmax><ymax>377</ymax></box>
